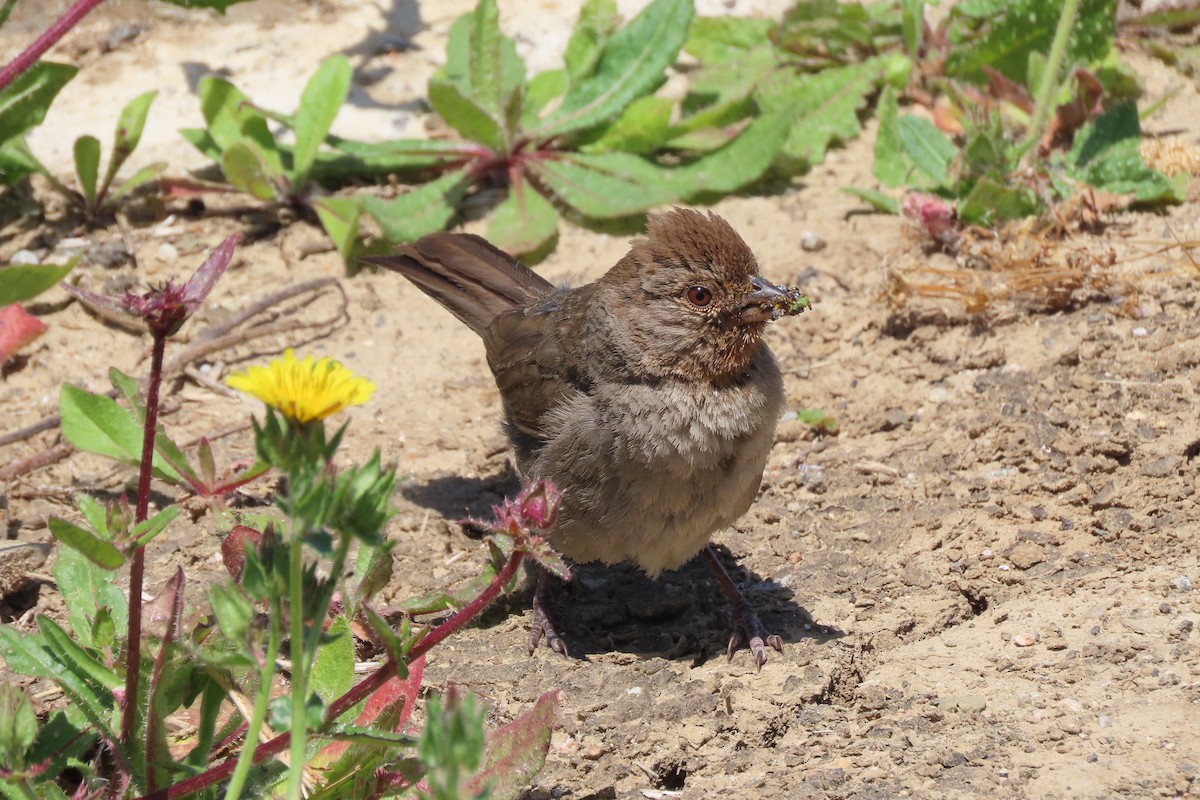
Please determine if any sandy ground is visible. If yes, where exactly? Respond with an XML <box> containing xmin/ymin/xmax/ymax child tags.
<box><xmin>2</xmin><ymin>1</ymin><xmax>1199</xmax><ymax>798</ymax></box>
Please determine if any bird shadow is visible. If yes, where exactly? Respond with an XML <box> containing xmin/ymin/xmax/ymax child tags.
<box><xmin>401</xmin><ymin>471</ymin><xmax>844</xmax><ymax>666</ymax></box>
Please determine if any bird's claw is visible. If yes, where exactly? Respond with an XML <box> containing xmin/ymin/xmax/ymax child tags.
<box><xmin>528</xmin><ymin>569</ymin><xmax>571</xmax><ymax>657</ymax></box>
<box><xmin>725</xmin><ymin>607</ymin><xmax>784</xmax><ymax>669</ymax></box>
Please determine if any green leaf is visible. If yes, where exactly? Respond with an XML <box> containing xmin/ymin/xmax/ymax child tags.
<box><xmin>673</xmin><ymin>45</ymin><xmax>777</xmax><ymax>140</ymax></box>
<box><xmin>53</xmin><ymin>545</ymin><xmax>127</xmax><ymax>647</ymax></box>
<box><xmin>221</xmin><ymin>141</ymin><xmax>278</xmax><ymax>201</ymax></box>
<box><xmin>48</xmin><ymin>517</ymin><xmax>124</xmax><ymax>570</ymax></box>
<box><xmin>958</xmin><ymin>175</ymin><xmax>1041</xmax><ymax>224</ymax></box>
<box><xmin>196</xmin><ymin>76</ymin><xmax>284</xmax><ymax>176</ymax></box>
<box><xmin>464</xmin><ymin>691</ymin><xmax>558</xmax><ymax>800</ymax></box>
<box><xmin>1065</xmin><ymin>101</ymin><xmax>1176</xmax><ymax>202</ymax></box>
<box><xmin>796</xmin><ymin>407</ymin><xmax>838</xmax><ymax>434</ymax></box>
<box><xmin>564</xmin><ymin>0</ymin><xmax>620</xmax><ymax>83</ymax></box>
<box><xmin>945</xmin><ymin>0</ymin><xmax>1117</xmax><ymax>85</ymax></box>
<box><xmin>362</xmin><ymin>168</ymin><xmax>472</xmax><ymax>242</ymax></box>
<box><xmin>684</xmin><ymin>15</ymin><xmax>773</xmax><ymax>64</ymax></box>
<box><xmin>428</xmin><ymin>77</ymin><xmax>506</xmax><ymax>150</ymax></box>
<box><xmin>59</xmin><ymin>384</ymin><xmax>182</xmax><ymax>482</ymax></box>
<box><xmin>0</xmin><ymin>61</ymin><xmax>78</xmax><ymax>144</ymax></box>
<box><xmin>842</xmin><ymin>186</ymin><xmax>900</xmax><ymax>213</ymax></box>
<box><xmin>757</xmin><ymin>58</ymin><xmax>882</xmax><ymax>175</ymax></box>
<box><xmin>178</xmin><ymin>127</ymin><xmax>223</xmax><ymax>162</ymax></box>
<box><xmin>521</xmin><ymin>69</ymin><xmax>569</xmax><ymax>127</ymax></box>
<box><xmin>580</xmin><ymin>94</ymin><xmax>673</xmax><ymax>154</ymax></box>
<box><xmin>673</xmin><ymin>109</ymin><xmax>792</xmax><ymax>196</ymax></box>
<box><xmin>38</xmin><ymin>616</ymin><xmax>121</xmax><ymax>692</ymax></box>
<box><xmin>131</xmin><ymin>506</ymin><xmax>181</xmax><ymax>548</ymax></box>
<box><xmin>529</xmin><ymin>151</ymin><xmax>680</xmax><ymax>218</ymax></box>
<box><xmin>873</xmin><ymin>85</ymin><xmax>907</xmax><ymax>188</ymax></box>
<box><xmin>109</xmin><ymin>162</ymin><xmax>165</xmax><ymax>202</ymax></box>
<box><xmin>901</xmin><ymin>0</ymin><xmax>924</xmax><ymax>58</ymax></box>
<box><xmin>155</xmin><ymin>0</ymin><xmax>257</xmax><ymax>11</ymax></box>
<box><xmin>318</xmin><ymin>137</ymin><xmax>473</xmax><ymax>175</ymax></box>
<box><xmin>292</xmin><ymin>55</ymin><xmax>351</xmax><ymax>187</ymax></box>
<box><xmin>486</xmin><ymin>175</ymin><xmax>559</xmax><ymax>256</ymax></box>
<box><xmin>0</xmin><ymin>135</ymin><xmax>43</xmax><ymax>185</ymax></box>
<box><xmin>73</xmin><ymin>135</ymin><xmax>101</xmax><ymax>209</ymax></box>
<box><xmin>897</xmin><ymin>114</ymin><xmax>956</xmax><ymax>189</ymax></box>
<box><xmin>311</xmin><ymin>615</ymin><xmax>354</xmax><ymax>705</ymax></box>
<box><xmin>533</xmin><ymin>0</ymin><xmax>693</xmax><ymax>139</ymax></box>
<box><xmin>99</xmin><ymin>89</ymin><xmax>157</xmax><ymax>203</ymax></box>
<box><xmin>314</xmin><ymin>196</ymin><xmax>363</xmax><ymax>259</ymax></box>
<box><xmin>0</xmin><ymin>261</ymin><xmax>74</xmax><ymax>305</ymax></box>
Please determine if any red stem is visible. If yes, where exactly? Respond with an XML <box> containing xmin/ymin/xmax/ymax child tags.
<box><xmin>135</xmin><ymin>549</ymin><xmax>526</xmax><ymax>800</ymax></box>
<box><xmin>121</xmin><ymin>333</ymin><xmax>166</xmax><ymax>767</ymax></box>
<box><xmin>0</xmin><ymin>0</ymin><xmax>108</xmax><ymax>94</ymax></box>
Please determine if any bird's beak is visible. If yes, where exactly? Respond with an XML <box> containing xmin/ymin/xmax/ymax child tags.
<box><xmin>737</xmin><ymin>276</ymin><xmax>794</xmax><ymax>325</ymax></box>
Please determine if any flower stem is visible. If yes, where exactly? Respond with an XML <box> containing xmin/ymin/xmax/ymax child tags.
<box><xmin>222</xmin><ymin>596</ymin><xmax>283</xmax><ymax>800</ymax></box>
<box><xmin>133</xmin><ymin>549</ymin><xmax>526</xmax><ymax>800</ymax></box>
<box><xmin>285</xmin><ymin>533</ymin><xmax>306</xmax><ymax>800</ymax></box>
<box><xmin>0</xmin><ymin>0</ymin><xmax>108</xmax><ymax>93</ymax></box>
<box><xmin>1018</xmin><ymin>0</ymin><xmax>1081</xmax><ymax>167</ymax></box>
<box><xmin>122</xmin><ymin>332</ymin><xmax>166</xmax><ymax>761</ymax></box>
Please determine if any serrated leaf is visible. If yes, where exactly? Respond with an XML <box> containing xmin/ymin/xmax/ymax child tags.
<box><xmin>757</xmin><ymin>58</ymin><xmax>880</xmax><ymax>175</ymax></box>
<box><xmin>221</xmin><ymin>141</ymin><xmax>278</xmax><ymax>201</ymax></box>
<box><xmin>533</xmin><ymin>0</ymin><xmax>693</xmax><ymax>139</ymax></box>
<box><xmin>580</xmin><ymin>94</ymin><xmax>673</xmax><ymax>154</ymax></box>
<box><xmin>311</xmin><ymin>615</ymin><xmax>355</xmax><ymax>706</ymax></box>
<box><xmin>0</xmin><ymin>61</ymin><xmax>77</xmax><ymax>144</ymax></box>
<box><xmin>0</xmin><ymin>261</ymin><xmax>74</xmax><ymax>305</ymax></box>
<box><xmin>1065</xmin><ymin>101</ymin><xmax>1177</xmax><ymax>202</ymax></box>
<box><xmin>486</xmin><ymin>175</ymin><xmax>558</xmax><ymax>256</ymax></box>
<box><xmin>564</xmin><ymin>0</ymin><xmax>619</xmax><ymax>83</ymax></box>
<box><xmin>292</xmin><ymin>55</ymin><xmax>351</xmax><ymax>186</ymax></box>
<box><xmin>435</xmin><ymin>2</ymin><xmax>525</xmax><ymax>149</ymax></box>
<box><xmin>48</xmin><ymin>517</ymin><xmax>124</xmax><ymax>570</ymax></box>
<box><xmin>529</xmin><ymin>151</ymin><xmax>680</xmax><ymax>218</ymax></box>
<box><xmin>897</xmin><ymin>114</ymin><xmax>956</xmax><ymax>189</ymax></box>
<box><xmin>673</xmin><ymin>109</ymin><xmax>791</xmax><ymax>196</ymax></box>
<box><xmin>361</xmin><ymin>168</ymin><xmax>471</xmax><ymax>243</ymax></box>
<box><xmin>684</xmin><ymin>15</ymin><xmax>773</xmax><ymax>64</ymax></box>
<box><xmin>314</xmin><ymin>196</ymin><xmax>362</xmax><ymax>259</ymax></box>
<box><xmin>673</xmin><ymin>45</ymin><xmax>776</xmax><ymax>139</ymax></box>
<box><xmin>73</xmin><ymin>135</ymin><xmax>100</xmax><ymax>208</ymax></box>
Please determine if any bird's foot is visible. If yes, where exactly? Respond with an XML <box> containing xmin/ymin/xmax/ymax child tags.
<box><xmin>528</xmin><ymin>568</ymin><xmax>570</xmax><ymax>657</ymax></box>
<box><xmin>702</xmin><ymin>545</ymin><xmax>783</xmax><ymax>669</ymax></box>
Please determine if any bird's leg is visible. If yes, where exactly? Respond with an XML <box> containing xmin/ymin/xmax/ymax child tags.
<box><xmin>528</xmin><ymin>566</ymin><xmax>570</xmax><ymax>657</ymax></box>
<box><xmin>702</xmin><ymin>545</ymin><xmax>783</xmax><ymax>669</ymax></box>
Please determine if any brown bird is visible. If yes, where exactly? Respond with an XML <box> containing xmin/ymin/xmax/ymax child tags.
<box><xmin>364</xmin><ymin>208</ymin><xmax>807</xmax><ymax>666</ymax></box>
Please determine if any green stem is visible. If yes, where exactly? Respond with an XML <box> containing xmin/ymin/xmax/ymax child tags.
<box><xmin>1018</xmin><ymin>0</ymin><xmax>1081</xmax><ymax>167</ymax></box>
<box><xmin>222</xmin><ymin>596</ymin><xmax>283</xmax><ymax>800</ymax></box>
<box><xmin>285</xmin><ymin>533</ymin><xmax>306</xmax><ymax>800</ymax></box>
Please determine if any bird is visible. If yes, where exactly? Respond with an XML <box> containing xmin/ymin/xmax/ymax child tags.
<box><xmin>363</xmin><ymin>208</ymin><xmax>808</xmax><ymax>667</ymax></box>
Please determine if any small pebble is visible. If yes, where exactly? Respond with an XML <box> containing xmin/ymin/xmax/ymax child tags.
<box><xmin>1131</xmin><ymin>327</ymin><xmax>1149</xmax><ymax>337</ymax></box>
<box><xmin>800</xmin><ymin>231</ymin><xmax>826</xmax><ymax>252</ymax></box>
<box><xmin>1173</xmin><ymin>576</ymin><xmax>1192</xmax><ymax>592</ymax></box>
<box><xmin>1013</xmin><ymin>632</ymin><xmax>1037</xmax><ymax>647</ymax></box>
<box><xmin>10</xmin><ymin>249</ymin><xmax>39</xmax><ymax>265</ymax></box>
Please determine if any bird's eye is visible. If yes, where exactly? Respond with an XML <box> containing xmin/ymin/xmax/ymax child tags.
<box><xmin>686</xmin><ymin>285</ymin><xmax>714</xmax><ymax>308</ymax></box>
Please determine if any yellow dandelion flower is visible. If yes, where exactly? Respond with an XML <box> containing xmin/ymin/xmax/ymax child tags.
<box><xmin>227</xmin><ymin>349</ymin><xmax>375</xmax><ymax>424</ymax></box>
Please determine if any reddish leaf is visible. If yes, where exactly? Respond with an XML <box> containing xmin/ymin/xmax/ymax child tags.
<box><xmin>0</xmin><ymin>303</ymin><xmax>48</xmax><ymax>361</ymax></box>
<box><xmin>316</xmin><ymin>654</ymin><xmax>426</xmax><ymax>764</ymax></box>
<box><xmin>464</xmin><ymin>691</ymin><xmax>559</xmax><ymax>800</ymax></box>
<box><xmin>982</xmin><ymin>65</ymin><xmax>1033</xmax><ymax>113</ymax></box>
<box><xmin>1039</xmin><ymin>69</ymin><xmax>1105</xmax><ymax>155</ymax></box>
<box><xmin>220</xmin><ymin>525</ymin><xmax>262</xmax><ymax>580</ymax></box>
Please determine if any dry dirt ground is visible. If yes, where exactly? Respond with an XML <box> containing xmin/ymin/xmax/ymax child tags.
<box><xmin>3</xmin><ymin>1</ymin><xmax>1200</xmax><ymax>798</ymax></box>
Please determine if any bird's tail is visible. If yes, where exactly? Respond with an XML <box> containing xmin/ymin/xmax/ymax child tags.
<box><xmin>362</xmin><ymin>233</ymin><xmax>555</xmax><ymax>336</ymax></box>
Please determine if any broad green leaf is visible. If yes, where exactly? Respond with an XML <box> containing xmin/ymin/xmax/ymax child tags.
<box><xmin>533</xmin><ymin>0</ymin><xmax>693</xmax><ymax>139</ymax></box>
<box><xmin>897</xmin><ymin>114</ymin><xmax>956</xmax><ymax>189</ymax></box>
<box><xmin>428</xmin><ymin>77</ymin><xmax>506</xmax><ymax>151</ymax></box>
<box><xmin>73</xmin><ymin>135</ymin><xmax>101</xmax><ymax>208</ymax></box>
<box><xmin>757</xmin><ymin>58</ymin><xmax>882</xmax><ymax>175</ymax></box>
<box><xmin>0</xmin><ymin>61</ymin><xmax>77</xmax><ymax>143</ymax></box>
<box><xmin>468</xmin><ymin>0</ymin><xmax>504</xmax><ymax>115</ymax></box>
<box><xmin>1065</xmin><ymin>101</ymin><xmax>1176</xmax><ymax>202</ymax></box>
<box><xmin>292</xmin><ymin>55</ymin><xmax>351</xmax><ymax>186</ymax></box>
<box><xmin>841</xmin><ymin>186</ymin><xmax>900</xmax><ymax>213</ymax></box>
<box><xmin>958</xmin><ymin>176</ymin><xmax>1041</xmax><ymax>224</ymax></box>
<box><xmin>196</xmin><ymin>76</ymin><xmax>284</xmax><ymax>176</ymax></box>
<box><xmin>221</xmin><ymin>141</ymin><xmax>278</xmax><ymax>201</ymax></box>
<box><xmin>672</xmin><ymin>109</ymin><xmax>792</xmax><ymax>196</ymax></box>
<box><xmin>673</xmin><ymin>45</ymin><xmax>777</xmax><ymax>139</ymax></box>
<box><xmin>945</xmin><ymin>0</ymin><xmax>1117</xmax><ymax>85</ymax></box>
<box><xmin>53</xmin><ymin>545</ymin><xmax>128</xmax><ymax>647</ymax></box>
<box><xmin>362</xmin><ymin>168</ymin><xmax>472</xmax><ymax>243</ymax></box>
<box><xmin>580</xmin><ymin>94</ymin><xmax>673</xmax><ymax>154</ymax></box>
<box><xmin>521</xmin><ymin>69</ymin><xmax>569</xmax><ymax>127</ymax></box>
<box><xmin>0</xmin><ymin>135</ymin><xmax>42</xmax><ymax>184</ymax></box>
<box><xmin>528</xmin><ymin>151</ymin><xmax>680</xmax><ymax>218</ymax></box>
<box><xmin>873</xmin><ymin>85</ymin><xmax>908</xmax><ymax>188</ymax></box>
<box><xmin>775</xmin><ymin>0</ymin><xmax>879</xmax><ymax>60</ymax></box>
<box><xmin>311</xmin><ymin>615</ymin><xmax>355</xmax><ymax>705</ymax></box>
<box><xmin>0</xmin><ymin>261</ymin><xmax>74</xmax><ymax>305</ymax></box>
<box><xmin>100</xmin><ymin>89</ymin><xmax>157</xmax><ymax>202</ymax></box>
<box><xmin>58</xmin><ymin>384</ymin><xmax>182</xmax><ymax>482</ymax></box>
<box><xmin>48</xmin><ymin>517</ymin><xmax>124</xmax><ymax>570</ymax></box>
<box><xmin>684</xmin><ymin>15</ymin><xmax>773</xmax><ymax>64</ymax></box>
<box><xmin>0</xmin><ymin>626</ymin><xmax>116</xmax><ymax>743</ymax></box>
<box><xmin>487</xmin><ymin>176</ymin><xmax>559</xmax><ymax>256</ymax></box>
<box><xmin>314</xmin><ymin>196</ymin><xmax>362</xmax><ymax>259</ymax></box>
<box><xmin>564</xmin><ymin>0</ymin><xmax>619</xmax><ymax>83</ymax></box>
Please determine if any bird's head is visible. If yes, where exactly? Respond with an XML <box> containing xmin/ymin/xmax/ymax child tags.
<box><xmin>599</xmin><ymin>208</ymin><xmax>805</xmax><ymax>382</ymax></box>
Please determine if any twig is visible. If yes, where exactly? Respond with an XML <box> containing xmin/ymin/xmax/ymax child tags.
<box><xmin>0</xmin><ymin>443</ymin><xmax>73</xmax><ymax>482</ymax></box>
